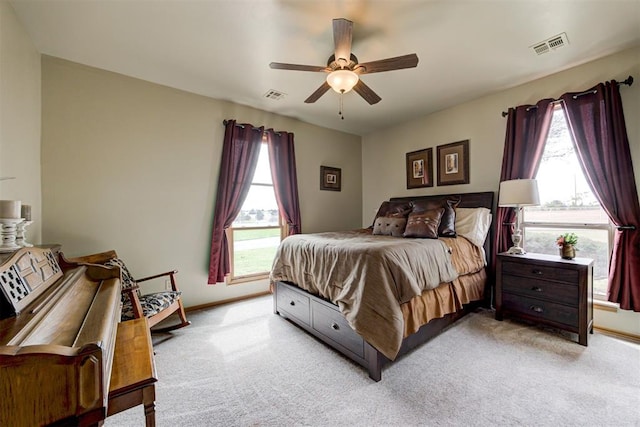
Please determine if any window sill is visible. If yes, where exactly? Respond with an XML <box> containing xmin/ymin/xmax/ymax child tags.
<box><xmin>227</xmin><ymin>273</ymin><xmax>270</xmax><ymax>285</ymax></box>
<box><xmin>594</xmin><ymin>299</ymin><xmax>618</xmax><ymax>313</ymax></box>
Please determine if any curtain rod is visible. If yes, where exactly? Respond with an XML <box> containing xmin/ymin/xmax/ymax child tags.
<box><xmin>222</xmin><ymin>120</ymin><xmax>282</xmax><ymax>136</ymax></box>
<box><xmin>500</xmin><ymin>75</ymin><xmax>634</xmax><ymax>117</ymax></box>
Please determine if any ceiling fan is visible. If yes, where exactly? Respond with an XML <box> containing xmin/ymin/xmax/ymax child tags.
<box><xmin>269</xmin><ymin>18</ymin><xmax>419</xmax><ymax>106</ymax></box>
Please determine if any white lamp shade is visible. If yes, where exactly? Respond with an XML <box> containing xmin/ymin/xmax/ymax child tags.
<box><xmin>326</xmin><ymin>70</ymin><xmax>359</xmax><ymax>93</ymax></box>
<box><xmin>498</xmin><ymin>179</ymin><xmax>540</xmax><ymax>207</ymax></box>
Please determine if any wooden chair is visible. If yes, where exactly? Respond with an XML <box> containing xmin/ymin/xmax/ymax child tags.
<box><xmin>59</xmin><ymin>250</ymin><xmax>190</xmax><ymax>333</ymax></box>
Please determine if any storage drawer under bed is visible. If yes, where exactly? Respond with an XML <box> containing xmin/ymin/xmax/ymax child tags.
<box><xmin>275</xmin><ymin>282</ymin><xmax>310</xmax><ymax>326</ymax></box>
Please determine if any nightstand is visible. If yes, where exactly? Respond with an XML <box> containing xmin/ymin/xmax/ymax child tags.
<box><xmin>496</xmin><ymin>252</ymin><xmax>594</xmax><ymax>346</ymax></box>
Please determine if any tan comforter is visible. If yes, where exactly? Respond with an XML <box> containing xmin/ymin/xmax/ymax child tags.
<box><xmin>270</xmin><ymin>230</ymin><xmax>465</xmax><ymax>360</ymax></box>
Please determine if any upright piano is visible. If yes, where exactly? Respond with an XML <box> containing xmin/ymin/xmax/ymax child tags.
<box><xmin>0</xmin><ymin>247</ymin><xmax>124</xmax><ymax>426</ymax></box>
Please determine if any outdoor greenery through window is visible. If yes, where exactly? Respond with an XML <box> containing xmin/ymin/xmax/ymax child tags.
<box><xmin>523</xmin><ymin>105</ymin><xmax>612</xmax><ymax>299</ymax></box>
<box><xmin>228</xmin><ymin>142</ymin><xmax>283</xmax><ymax>282</ymax></box>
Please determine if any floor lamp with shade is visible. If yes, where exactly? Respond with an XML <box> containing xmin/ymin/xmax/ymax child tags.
<box><xmin>499</xmin><ymin>179</ymin><xmax>540</xmax><ymax>255</ymax></box>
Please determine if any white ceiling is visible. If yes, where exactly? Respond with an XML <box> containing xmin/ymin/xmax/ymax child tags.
<box><xmin>9</xmin><ymin>0</ymin><xmax>640</xmax><ymax>136</ymax></box>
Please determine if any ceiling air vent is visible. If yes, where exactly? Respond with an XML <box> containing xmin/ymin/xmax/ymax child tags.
<box><xmin>264</xmin><ymin>89</ymin><xmax>286</xmax><ymax>100</ymax></box>
<box><xmin>531</xmin><ymin>32</ymin><xmax>569</xmax><ymax>55</ymax></box>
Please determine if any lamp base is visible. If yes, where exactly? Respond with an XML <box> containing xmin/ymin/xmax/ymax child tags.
<box><xmin>507</xmin><ymin>246</ymin><xmax>526</xmax><ymax>255</ymax></box>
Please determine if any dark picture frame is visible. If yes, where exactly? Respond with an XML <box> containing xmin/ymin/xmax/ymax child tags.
<box><xmin>406</xmin><ymin>148</ymin><xmax>433</xmax><ymax>189</ymax></box>
<box><xmin>320</xmin><ymin>166</ymin><xmax>341</xmax><ymax>191</ymax></box>
<box><xmin>437</xmin><ymin>140</ymin><xmax>469</xmax><ymax>186</ymax></box>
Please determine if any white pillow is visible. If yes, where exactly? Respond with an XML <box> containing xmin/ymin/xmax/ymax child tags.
<box><xmin>455</xmin><ymin>207</ymin><xmax>492</xmax><ymax>248</ymax></box>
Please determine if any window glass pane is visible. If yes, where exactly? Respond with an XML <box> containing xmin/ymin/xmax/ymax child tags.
<box><xmin>232</xmin><ymin>228</ymin><xmax>281</xmax><ymax>277</ymax></box>
<box><xmin>524</xmin><ymin>227</ymin><xmax>609</xmax><ymax>297</ymax></box>
<box><xmin>232</xmin><ymin>185</ymin><xmax>279</xmax><ymax>228</ymax></box>
<box><xmin>524</xmin><ymin>108</ymin><xmax>608</xmax><ymax>224</ymax></box>
<box><xmin>252</xmin><ymin>143</ymin><xmax>272</xmax><ymax>185</ymax></box>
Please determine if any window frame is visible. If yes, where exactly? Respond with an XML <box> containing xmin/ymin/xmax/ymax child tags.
<box><xmin>226</xmin><ymin>141</ymin><xmax>285</xmax><ymax>285</ymax></box>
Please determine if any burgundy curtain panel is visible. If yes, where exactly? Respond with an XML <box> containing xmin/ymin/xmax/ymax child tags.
<box><xmin>561</xmin><ymin>82</ymin><xmax>640</xmax><ymax>311</ymax></box>
<box><xmin>492</xmin><ymin>99</ymin><xmax>554</xmax><ymax>272</ymax></box>
<box><xmin>208</xmin><ymin>120</ymin><xmax>264</xmax><ymax>284</ymax></box>
<box><xmin>266</xmin><ymin>130</ymin><xmax>302</xmax><ymax>235</ymax></box>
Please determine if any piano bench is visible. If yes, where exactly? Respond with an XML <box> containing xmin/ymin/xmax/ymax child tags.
<box><xmin>107</xmin><ymin>318</ymin><xmax>158</xmax><ymax>427</ymax></box>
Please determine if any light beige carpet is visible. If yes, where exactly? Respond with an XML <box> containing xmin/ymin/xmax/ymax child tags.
<box><xmin>108</xmin><ymin>295</ymin><xmax>640</xmax><ymax>426</ymax></box>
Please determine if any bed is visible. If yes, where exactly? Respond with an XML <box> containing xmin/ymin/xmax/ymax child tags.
<box><xmin>270</xmin><ymin>191</ymin><xmax>494</xmax><ymax>381</ymax></box>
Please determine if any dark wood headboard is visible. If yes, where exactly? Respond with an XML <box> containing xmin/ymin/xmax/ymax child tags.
<box><xmin>389</xmin><ymin>191</ymin><xmax>495</xmax><ymax>259</ymax></box>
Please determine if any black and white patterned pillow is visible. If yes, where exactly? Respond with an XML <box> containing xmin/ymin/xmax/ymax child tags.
<box><xmin>104</xmin><ymin>258</ymin><xmax>136</xmax><ymax>289</ymax></box>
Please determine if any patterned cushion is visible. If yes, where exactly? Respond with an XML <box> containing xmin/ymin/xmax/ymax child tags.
<box><xmin>372</xmin><ymin>216</ymin><xmax>407</xmax><ymax>237</ymax></box>
<box><xmin>121</xmin><ymin>290</ymin><xmax>182</xmax><ymax>321</ymax></box>
<box><xmin>104</xmin><ymin>258</ymin><xmax>137</xmax><ymax>291</ymax></box>
<box><xmin>403</xmin><ymin>208</ymin><xmax>445</xmax><ymax>239</ymax></box>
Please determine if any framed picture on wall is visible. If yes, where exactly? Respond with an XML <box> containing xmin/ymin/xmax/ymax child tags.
<box><xmin>320</xmin><ymin>166</ymin><xmax>341</xmax><ymax>191</ymax></box>
<box><xmin>406</xmin><ymin>148</ymin><xmax>433</xmax><ymax>189</ymax></box>
<box><xmin>437</xmin><ymin>140</ymin><xmax>469</xmax><ymax>186</ymax></box>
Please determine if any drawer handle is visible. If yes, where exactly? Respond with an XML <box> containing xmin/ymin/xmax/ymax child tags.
<box><xmin>330</xmin><ymin>322</ymin><xmax>340</xmax><ymax>331</ymax></box>
<box><xmin>529</xmin><ymin>305</ymin><xmax>544</xmax><ymax>313</ymax></box>
<box><xmin>531</xmin><ymin>286</ymin><xmax>543</xmax><ymax>292</ymax></box>
<box><xmin>532</xmin><ymin>269</ymin><xmax>543</xmax><ymax>276</ymax></box>
<box><xmin>289</xmin><ymin>301</ymin><xmax>295</xmax><ymax>306</ymax></box>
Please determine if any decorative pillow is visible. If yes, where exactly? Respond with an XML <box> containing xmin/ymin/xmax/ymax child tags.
<box><xmin>410</xmin><ymin>196</ymin><xmax>460</xmax><ymax>237</ymax></box>
<box><xmin>372</xmin><ymin>217</ymin><xmax>407</xmax><ymax>237</ymax></box>
<box><xmin>104</xmin><ymin>258</ymin><xmax>138</xmax><ymax>292</ymax></box>
<box><xmin>403</xmin><ymin>208</ymin><xmax>445</xmax><ymax>239</ymax></box>
<box><xmin>455</xmin><ymin>207</ymin><xmax>492</xmax><ymax>248</ymax></box>
<box><xmin>371</xmin><ymin>200</ymin><xmax>413</xmax><ymax>228</ymax></box>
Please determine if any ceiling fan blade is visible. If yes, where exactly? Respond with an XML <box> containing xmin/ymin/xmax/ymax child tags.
<box><xmin>353</xmin><ymin>80</ymin><xmax>381</xmax><ymax>105</ymax></box>
<box><xmin>270</xmin><ymin>62</ymin><xmax>329</xmax><ymax>72</ymax></box>
<box><xmin>354</xmin><ymin>53</ymin><xmax>419</xmax><ymax>74</ymax></box>
<box><xmin>304</xmin><ymin>82</ymin><xmax>331</xmax><ymax>103</ymax></box>
<box><xmin>333</xmin><ymin>18</ymin><xmax>353</xmax><ymax>67</ymax></box>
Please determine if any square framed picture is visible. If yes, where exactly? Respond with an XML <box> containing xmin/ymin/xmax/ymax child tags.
<box><xmin>437</xmin><ymin>140</ymin><xmax>469</xmax><ymax>186</ymax></box>
<box><xmin>406</xmin><ymin>148</ymin><xmax>433</xmax><ymax>189</ymax></box>
<box><xmin>320</xmin><ymin>166</ymin><xmax>341</xmax><ymax>191</ymax></box>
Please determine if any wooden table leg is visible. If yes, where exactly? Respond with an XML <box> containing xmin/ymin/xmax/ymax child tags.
<box><xmin>143</xmin><ymin>385</ymin><xmax>156</xmax><ymax>427</ymax></box>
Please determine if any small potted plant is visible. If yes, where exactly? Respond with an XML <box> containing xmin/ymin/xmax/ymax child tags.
<box><xmin>556</xmin><ymin>232</ymin><xmax>578</xmax><ymax>259</ymax></box>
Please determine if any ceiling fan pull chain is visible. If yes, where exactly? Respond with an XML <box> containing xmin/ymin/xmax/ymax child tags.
<box><xmin>339</xmin><ymin>91</ymin><xmax>345</xmax><ymax>120</ymax></box>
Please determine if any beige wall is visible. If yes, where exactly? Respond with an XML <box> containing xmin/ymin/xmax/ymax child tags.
<box><xmin>41</xmin><ymin>57</ymin><xmax>362</xmax><ymax>307</ymax></box>
<box><xmin>362</xmin><ymin>47</ymin><xmax>640</xmax><ymax>335</ymax></box>
<box><xmin>0</xmin><ymin>1</ymin><xmax>41</xmax><ymax>242</ymax></box>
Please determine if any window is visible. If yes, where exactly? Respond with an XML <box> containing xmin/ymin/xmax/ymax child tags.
<box><xmin>523</xmin><ymin>105</ymin><xmax>613</xmax><ymax>299</ymax></box>
<box><xmin>227</xmin><ymin>142</ymin><xmax>285</xmax><ymax>283</ymax></box>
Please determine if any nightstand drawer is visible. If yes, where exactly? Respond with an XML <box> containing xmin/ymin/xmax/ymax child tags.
<box><xmin>502</xmin><ymin>260</ymin><xmax>579</xmax><ymax>284</ymax></box>
<box><xmin>502</xmin><ymin>292</ymin><xmax>578</xmax><ymax>327</ymax></box>
<box><xmin>276</xmin><ymin>282</ymin><xmax>310</xmax><ymax>326</ymax></box>
<box><xmin>501</xmin><ymin>274</ymin><xmax>578</xmax><ymax>306</ymax></box>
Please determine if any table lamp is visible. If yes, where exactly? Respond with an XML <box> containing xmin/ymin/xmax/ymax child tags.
<box><xmin>498</xmin><ymin>179</ymin><xmax>540</xmax><ymax>255</ymax></box>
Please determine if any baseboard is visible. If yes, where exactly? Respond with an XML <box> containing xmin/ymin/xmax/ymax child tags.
<box><xmin>594</xmin><ymin>326</ymin><xmax>640</xmax><ymax>345</ymax></box>
<box><xmin>185</xmin><ymin>290</ymin><xmax>271</xmax><ymax>312</ymax></box>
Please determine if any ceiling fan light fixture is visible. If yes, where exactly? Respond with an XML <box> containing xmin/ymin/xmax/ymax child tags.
<box><xmin>326</xmin><ymin>69</ymin><xmax>359</xmax><ymax>93</ymax></box>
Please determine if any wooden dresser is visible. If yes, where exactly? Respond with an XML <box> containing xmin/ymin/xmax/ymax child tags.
<box><xmin>495</xmin><ymin>252</ymin><xmax>594</xmax><ymax>346</ymax></box>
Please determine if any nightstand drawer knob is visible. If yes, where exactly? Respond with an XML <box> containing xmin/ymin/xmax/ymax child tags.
<box><xmin>531</xmin><ymin>286</ymin><xmax>543</xmax><ymax>292</ymax></box>
<box><xmin>289</xmin><ymin>301</ymin><xmax>296</xmax><ymax>306</ymax></box>
<box><xmin>532</xmin><ymin>269</ymin><xmax>543</xmax><ymax>275</ymax></box>
<box><xmin>331</xmin><ymin>322</ymin><xmax>340</xmax><ymax>331</ymax></box>
<box><xmin>529</xmin><ymin>305</ymin><xmax>544</xmax><ymax>313</ymax></box>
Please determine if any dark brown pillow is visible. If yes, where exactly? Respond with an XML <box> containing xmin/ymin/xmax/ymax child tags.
<box><xmin>372</xmin><ymin>217</ymin><xmax>407</xmax><ymax>237</ymax></box>
<box><xmin>410</xmin><ymin>196</ymin><xmax>460</xmax><ymax>237</ymax></box>
<box><xmin>386</xmin><ymin>200</ymin><xmax>413</xmax><ymax>218</ymax></box>
<box><xmin>371</xmin><ymin>200</ymin><xmax>413</xmax><ymax>228</ymax></box>
<box><xmin>403</xmin><ymin>208</ymin><xmax>445</xmax><ymax>239</ymax></box>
